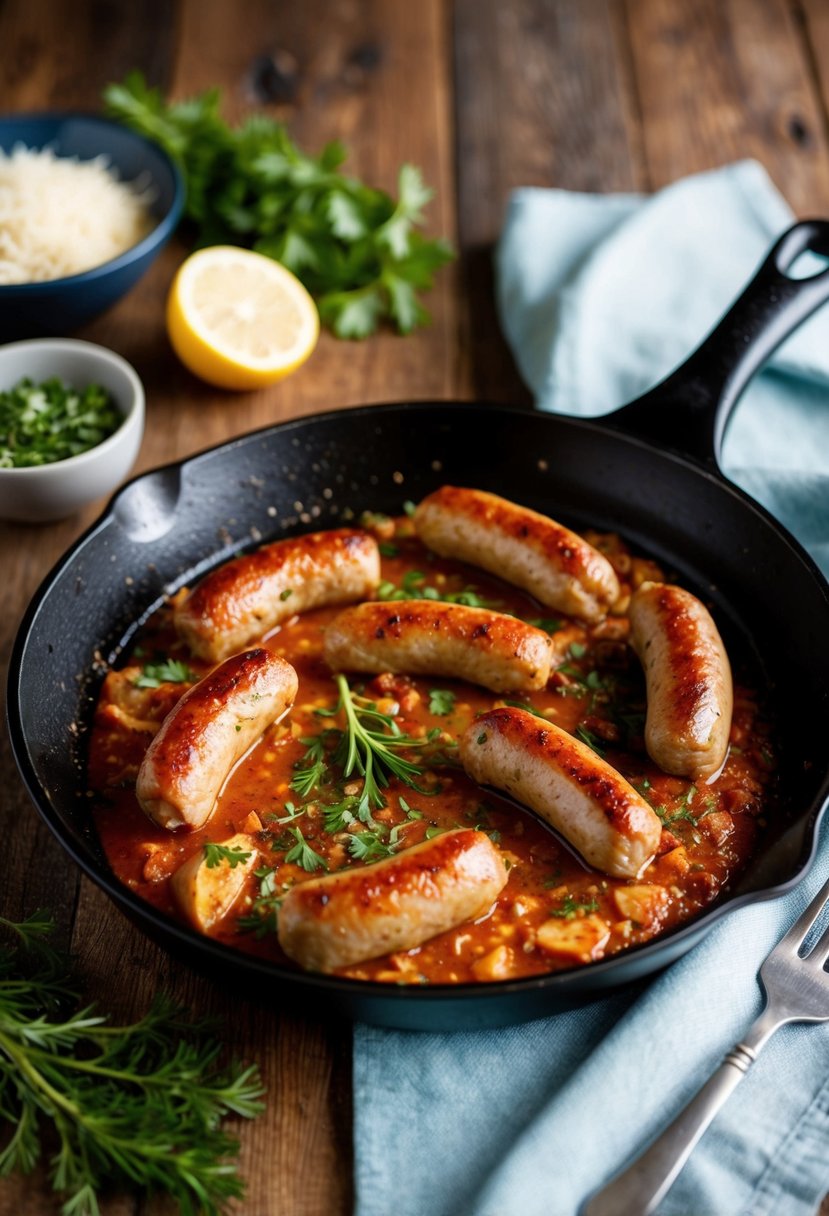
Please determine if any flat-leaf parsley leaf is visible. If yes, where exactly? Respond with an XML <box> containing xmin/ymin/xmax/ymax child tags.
<box><xmin>104</xmin><ymin>73</ymin><xmax>454</xmax><ymax>339</ymax></box>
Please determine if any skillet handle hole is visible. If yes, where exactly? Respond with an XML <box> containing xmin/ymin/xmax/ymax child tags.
<box><xmin>772</xmin><ymin>220</ymin><xmax>829</xmax><ymax>280</ymax></box>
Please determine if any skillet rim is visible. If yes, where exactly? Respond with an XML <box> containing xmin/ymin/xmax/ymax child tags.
<box><xmin>7</xmin><ymin>398</ymin><xmax>829</xmax><ymax>1021</ymax></box>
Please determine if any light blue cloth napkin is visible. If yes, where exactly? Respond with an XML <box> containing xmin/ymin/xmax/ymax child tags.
<box><xmin>353</xmin><ymin>161</ymin><xmax>829</xmax><ymax>1216</ymax></box>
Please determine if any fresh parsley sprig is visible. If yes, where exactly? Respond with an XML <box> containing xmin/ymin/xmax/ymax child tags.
<box><xmin>0</xmin><ymin>913</ymin><xmax>264</xmax><ymax>1215</ymax></box>
<box><xmin>203</xmin><ymin>842</ymin><xmax>253</xmax><ymax>869</ymax></box>
<box><xmin>104</xmin><ymin>73</ymin><xmax>454</xmax><ymax>338</ymax></box>
<box><xmin>284</xmin><ymin>826</ymin><xmax>327</xmax><ymax>873</ymax></box>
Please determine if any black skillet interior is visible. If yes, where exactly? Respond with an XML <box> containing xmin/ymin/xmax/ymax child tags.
<box><xmin>7</xmin><ymin>221</ymin><xmax>829</xmax><ymax>1030</ymax></box>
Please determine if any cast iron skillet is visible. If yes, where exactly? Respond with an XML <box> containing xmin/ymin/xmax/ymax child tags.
<box><xmin>8</xmin><ymin>221</ymin><xmax>829</xmax><ymax>1030</ymax></box>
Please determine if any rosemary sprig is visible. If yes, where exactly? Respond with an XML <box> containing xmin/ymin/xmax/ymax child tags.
<box><xmin>329</xmin><ymin>674</ymin><xmax>434</xmax><ymax>816</ymax></box>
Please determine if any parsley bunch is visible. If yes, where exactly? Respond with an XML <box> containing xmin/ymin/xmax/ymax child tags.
<box><xmin>0</xmin><ymin>911</ymin><xmax>264</xmax><ymax>1216</ymax></box>
<box><xmin>104</xmin><ymin>72</ymin><xmax>454</xmax><ymax>338</ymax></box>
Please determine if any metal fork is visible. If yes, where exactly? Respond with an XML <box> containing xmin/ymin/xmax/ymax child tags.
<box><xmin>581</xmin><ymin>872</ymin><xmax>829</xmax><ymax>1216</ymax></box>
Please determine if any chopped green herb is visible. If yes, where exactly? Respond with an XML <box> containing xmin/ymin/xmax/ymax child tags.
<box><xmin>0</xmin><ymin>378</ymin><xmax>122</xmax><ymax>469</ymax></box>
<box><xmin>424</xmin><ymin>825</ymin><xmax>445</xmax><ymax>840</ymax></box>
<box><xmin>269</xmin><ymin>800</ymin><xmax>307</xmax><ymax>825</ymax></box>
<box><xmin>348</xmin><ymin>830</ymin><xmax>397</xmax><ymax>863</ymax></box>
<box><xmin>477</xmin><ymin>732</ymin><xmax>487</xmax><ymax>745</ymax></box>
<box><xmin>322</xmin><ymin>795</ymin><xmax>359</xmax><ymax>833</ymax></box>
<box><xmin>378</xmin><ymin>541</ymin><xmax>399</xmax><ymax>558</ymax></box>
<box><xmin>203</xmin><ymin>842</ymin><xmax>253</xmax><ymax>869</ymax></box>
<box><xmin>550</xmin><ymin>894</ymin><xmax>600</xmax><ymax>919</ymax></box>
<box><xmin>284</xmin><ymin>826</ymin><xmax>328</xmax><ymax>873</ymax></box>
<box><xmin>402</xmin><ymin>500</ymin><xmax>417</xmax><ymax>517</ymax></box>
<box><xmin>133</xmin><ymin>658</ymin><xmax>196</xmax><ymax>688</ymax></box>
<box><xmin>655</xmin><ymin>785</ymin><xmax>713</xmax><ymax>828</ymax></box>
<box><xmin>237</xmin><ymin>866</ymin><xmax>282</xmax><ymax>937</ymax></box>
<box><xmin>290</xmin><ymin>734</ymin><xmax>330</xmax><ymax>798</ymax></box>
<box><xmin>279</xmin><ymin>588</ymin><xmax>293</xmax><ymax>601</ymax></box>
<box><xmin>376</xmin><ymin>568</ymin><xmax>500</xmax><ymax>608</ymax></box>
<box><xmin>568</xmin><ymin>642</ymin><xmax>588</xmax><ymax>659</ymax></box>
<box><xmin>428</xmin><ymin>688</ymin><xmax>456</xmax><ymax>716</ymax></box>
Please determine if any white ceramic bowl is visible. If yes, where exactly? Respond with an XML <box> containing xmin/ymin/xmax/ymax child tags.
<box><xmin>0</xmin><ymin>339</ymin><xmax>144</xmax><ymax>522</ymax></box>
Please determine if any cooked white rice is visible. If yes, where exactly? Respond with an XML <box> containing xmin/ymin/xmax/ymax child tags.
<box><xmin>0</xmin><ymin>144</ymin><xmax>155</xmax><ymax>285</ymax></box>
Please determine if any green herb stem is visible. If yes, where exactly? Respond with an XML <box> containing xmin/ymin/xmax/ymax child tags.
<box><xmin>104</xmin><ymin>73</ymin><xmax>454</xmax><ymax>339</ymax></box>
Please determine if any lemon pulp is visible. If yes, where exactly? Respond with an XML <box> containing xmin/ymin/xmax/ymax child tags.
<box><xmin>166</xmin><ymin>246</ymin><xmax>319</xmax><ymax>390</ymax></box>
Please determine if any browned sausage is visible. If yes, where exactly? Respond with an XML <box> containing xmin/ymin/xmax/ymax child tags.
<box><xmin>136</xmin><ymin>649</ymin><xmax>298</xmax><ymax>830</ymax></box>
<box><xmin>277</xmin><ymin>828</ymin><xmax>508</xmax><ymax>972</ymax></box>
<box><xmin>175</xmin><ymin>529</ymin><xmax>381</xmax><ymax>662</ymax></box>
<box><xmin>459</xmin><ymin>707</ymin><xmax>662</xmax><ymax>878</ymax></box>
<box><xmin>323</xmin><ymin>600</ymin><xmax>554</xmax><ymax>692</ymax></box>
<box><xmin>414</xmin><ymin>486</ymin><xmax>620</xmax><ymax>623</ymax></box>
<box><xmin>628</xmin><ymin>581</ymin><xmax>733</xmax><ymax>781</ymax></box>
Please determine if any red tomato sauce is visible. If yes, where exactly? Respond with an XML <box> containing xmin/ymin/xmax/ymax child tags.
<box><xmin>88</xmin><ymin>519</ymin><xmax>776</xmax><ymax>984</ymax></box>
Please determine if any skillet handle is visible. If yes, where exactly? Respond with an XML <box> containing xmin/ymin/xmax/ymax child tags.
<box><xmin>606</xmin><ymin>219</ymin><xmax>829</xmax><ymax>467</ymax></box>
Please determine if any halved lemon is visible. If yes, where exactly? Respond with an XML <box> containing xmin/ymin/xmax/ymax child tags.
<box><xmin>166</xmin><ymin>246</ymin><xmax>319</xmax><ymax>390</ymax></box>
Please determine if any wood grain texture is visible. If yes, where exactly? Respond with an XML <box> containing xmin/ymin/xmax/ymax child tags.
<box><xmin>452</xmin><ymin>0</ymin><xmax>645</xmax><ymax>401</ymax></box>
<box><xmin>624</xmin><ymin>0</ymin><xmax>829</xmax><ymax>212</ymax></box>
<box><xmin>0</xmin><ymin>1</ymin><xmax>457</xmax><ymax>1213</ymax></box>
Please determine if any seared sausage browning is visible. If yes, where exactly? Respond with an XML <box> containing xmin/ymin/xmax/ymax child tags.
<box><xmin>323</xmin><ymin>600</ymin><xmax>554</xmax><ymax>692</ymax></box>
<box><xmin>629</xmin><ymin>581</ymin><xmax>733</xmax><ymax>781</ymax></box>
<box><xmin>459</xmin><ymin>707</ymin><xmax>662</xmax><ymax>878</ymax></box>
<box><xmin>278</xmin><ymin>828</ymin><xmax>508</xmax><ymax>972</ymax></box>
<box><xmin>414</xmin><ymin>486</ymin><xmax>620</xmax><ymax>623</ymax></box>
<box><xmin>176</xmin><ymin>529</ymin><xmax>381</xmax><ymax>662</ymax></box>
<box><xmin>136</xmin><ymin>649</ymin><xmax>298</xmax><ymax>830</ymax></box>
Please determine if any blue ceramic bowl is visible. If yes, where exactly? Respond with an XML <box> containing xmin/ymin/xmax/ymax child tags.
<box><xmin>0</xmin><ymin>113</ymin><xmax>185</xmax><ymax>339</ymax></box>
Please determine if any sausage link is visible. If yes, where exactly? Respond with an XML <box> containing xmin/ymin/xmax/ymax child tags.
<box><xmin>323</xmin><ymin>600</ymin><xmax>554</xmax><ymax>692</ymax></box>
<box><xmin>175</xmin><ymin>529</ymin><xmax>381</xmax><ymax>662</ymax></box>
<box><xmin>414</xmin><ymin>486</ymin><xmax>619</xmax><ymax>623</ymax></box>
<box><xmin>459</xmin><ymin>707</ymin><xmax>661</xmax><ymax>878</ymax></box>
<box><xmin>629</xmin><ymin>581</ymin><xmax>733</xmax><ymax>781</ymax></box>
<box><xmin>136</xmin><ymin>649</ymin><xmax>298</xmax><ymax>830</ymax></box>
<box><xmin>278</xmin><ymin>828</ymin><xmax>507</xmax><ymax>972</ymax></box>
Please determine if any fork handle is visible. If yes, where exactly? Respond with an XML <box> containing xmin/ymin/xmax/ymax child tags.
<box><xmin>580</xmin><ymin>1042</ymin><xmax>760</xmax><ymax>1216</ymax></box>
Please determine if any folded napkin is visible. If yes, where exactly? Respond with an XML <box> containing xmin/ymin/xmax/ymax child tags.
<box><xmin>354</xmin><ymin>161</ymin><xmax>829</xmax><ymax>1216</ymax></box>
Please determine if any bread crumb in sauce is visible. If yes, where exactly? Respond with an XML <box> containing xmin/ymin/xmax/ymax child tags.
<box><xmin>88</xmin><ymin>517</ymin><xmax>777</xmax><ymax>985</ymax></box>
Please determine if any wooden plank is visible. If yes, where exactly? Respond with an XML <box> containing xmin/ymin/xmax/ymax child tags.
<box><xmin>97</xmin><ymin>0</ymin><xmax>467</xmax><ymax>489</ymax></box>
<box><xmin>453</xmin><ymin>0</ymin><xmax>645</xmax><ymax>403</ymax></box>
<box><xmin>624</xmin><ymin>0</ymin><xmax>829</xmax><ymax>213</ymax></box>
<box><xmin>0</xmin><ymin>5</ymin><xmax>180</xmax><ymax>1211</ymax></box>
<box><xmin>799</xmin><ymin>0</ymin><xmax>829</xmax><ymax>147</ymax></box>
<box><xmin>0</xmin><ymin>0</ymin><xmax>176</xmax><ymax>108</ymax></box>
<box><xmin>0</xmin><ymin>2</ymin><xmax>457</xmax><ymax>1214</ymax></box>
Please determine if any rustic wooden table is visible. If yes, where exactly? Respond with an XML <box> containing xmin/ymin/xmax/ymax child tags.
<box><xmin>2</xmin><ymin>1</ymin><xmax>829</xmax><ymax>1213</ymax></box>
